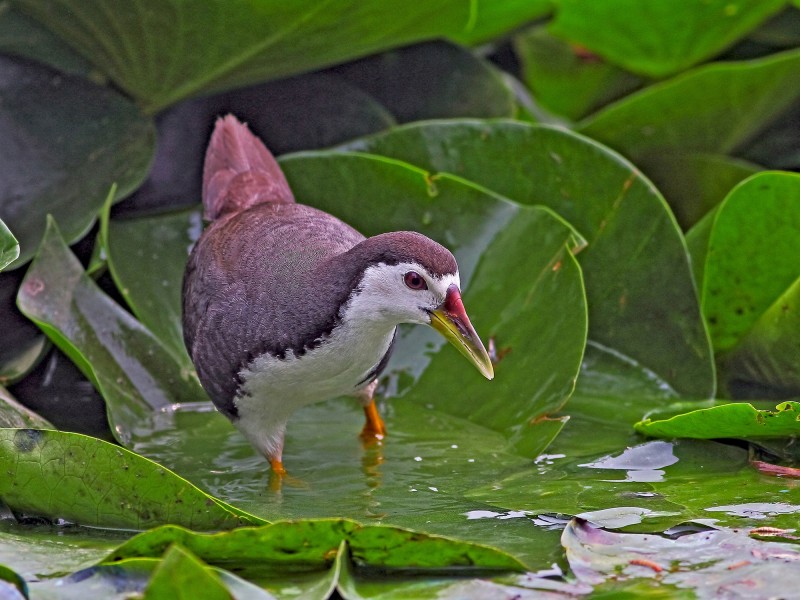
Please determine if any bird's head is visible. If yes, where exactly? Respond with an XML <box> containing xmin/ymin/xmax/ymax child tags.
<box><xmin>344</xmin><ymin>232</ymin><xmax>494</xmax><ymax>380</ymax></box>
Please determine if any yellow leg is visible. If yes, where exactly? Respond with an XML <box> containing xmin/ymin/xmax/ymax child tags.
<box><xmin>270</xmin><ymin>458</ymin><xmax>287</xmax><ymax>477</ymax></box>
<box><xmin>361</xmin><ymin>399</ymin><xmax>387</xmax><ymax>440</ymax></box>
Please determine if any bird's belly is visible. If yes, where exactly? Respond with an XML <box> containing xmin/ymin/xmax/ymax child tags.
<box><xmin>235</xmin><ymin>325</ymin><xmax>395</xmax><ymax>415</ymax></box>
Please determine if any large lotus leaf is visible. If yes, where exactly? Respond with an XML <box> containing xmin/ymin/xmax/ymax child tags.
<box><xmin>563</xmin><ymin>519</ymin><xmax>800</xmax><ymax>594</ymax></box>
<box><xmin>332</xmin><ymin>41</ymin><xmax>516</xmax><ymax>123</ymax></box>
<box><xmin>0</xmin><ymin>386</ymin><xmax>52</xmax><ymax>429</ymax></box>
<box><xmin>687</xmin><ymin>172</ymin><xmax>800</xmax><ymax>396</ymax></box>
<box><xmin>17</xmin><ymin>0</ymin><xmax>538</xmax><ymax>112</ymax></box>
<box><xmin>642</xmin><ymin>153</ymin><xmax>760</xmax><ymax>229</ymax></box>
<box><xmin>578</xmin><ymin>49</ymin><xmax>800</xmax><ymax>163</ymax></box>
<box><xmin>342</xmin><ymin>120</ymin><xmax>713</xmax><ymax>397</ymax></box>
<box><xmin>0</xmin><ymin>4</ymin><xmax>90</xmax><ymax>74</ymax></box>
<box><xmin>635</xmin><ymin>401</ymin><xmax>800</xmax><ymax>439</ymax></box>
<box><xmin>513</xmin><ymin>25</ymin><xmax>642</xmax><ymax>121</ymax></box>
<box><xmin>16</xmin><ymin>219</ymin><xmax>205</xmax><ymax>446</ymax></box>
<box><xmin>0</xmin><ymin>428</ymin><xmax>264</xmax><ymax>530</ymax></box>
<box><xmin>549</xmin><ymin>0</ymin><xmax>785</xmax><ymax>77</ymax></box>
<box><xmin>0</xmin><ymin>55</ymin><xmax>154</xmax><ymax>269</ymax></box>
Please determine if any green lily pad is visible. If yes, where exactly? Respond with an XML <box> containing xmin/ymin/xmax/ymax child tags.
<box><xmin>688</xmin><ymin>171</ymin><xmax>800</xmax><ymax>396</ymax></box>
<box><xmin>635</xmin><ymin>401</ymin><xmax>800</xmax><ymax>440</ymax></box>
<box><xmin>0</xmin><ymin>428</ymin><xmax>264</xmax><ymax>530</ymax></box>
<box><xmin>513</xmin><ymin>25</ymin><xmax>642</xmax><ymax>121</ymax></box>
<box><xmin>17</xmin><ymin>0</ymin><xmax>537</xmax><ymax>112</ymax></box>
<box><xmin>16</xmin><ymin>218</ymin><xmax>206</xmax><ymax>446</ymax></box>
<box><xmin>333</xmin><ymin>41</ymin><xmax>516</xmax><ymax>123</ymax></box>
<box><xmin>549</xmin><ymin>0</ymin><xmax>785</xmax><ymax>77</ymax></box>
<box><xmin>143</xmin><ymin>545</ymin><xmax>231</xmax><ymax>600</ymax></box>
<box><xmin>342</xmin><ymin>120</ymin><xmax>713</xmax><ymax>397</ymax></box>
<box><xmin>0</xmin><ymin>386</ymin><xmax>52</xmax><ymax>429</ymax></box>
<box><xmin>563</xmin><ymin>519</ymin><xmax>800</xmax><ymax>594</ymax></box>
<box><xmin>104</xmin><ymin>519</ymin><xmax>524</xmax><ymax>572</ymax></box>
<box><xmin>0</xmin><ymin>219</ymin><xmax>17</xmax><ymax>271</ymax></box>
<box><xmin>0</xmin><ymin>55</ymin><xmax>154</xmax><ymax>269</ymax></box>
<box><xmin>578</xmin><ymin>49</ymin><xmax>800</xmax><ymax>162</ymax></box>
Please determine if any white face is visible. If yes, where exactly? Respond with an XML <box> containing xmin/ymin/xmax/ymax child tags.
<box><xmin>345</xmin><ymin>261</ymin><xmax>461</xmax><ymax>326</ymax></box>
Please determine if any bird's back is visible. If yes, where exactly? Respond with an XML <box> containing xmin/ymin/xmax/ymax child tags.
<box><xmin>183</xmin><ymin>116</ymin><xmax>366</xmax><ymax>415</ymax></box>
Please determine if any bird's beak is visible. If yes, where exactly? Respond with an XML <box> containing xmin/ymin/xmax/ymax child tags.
<box><xmin>429</xmin><ymin>284</ymin><xmax>494</xmax><ymax>380</ymax></box>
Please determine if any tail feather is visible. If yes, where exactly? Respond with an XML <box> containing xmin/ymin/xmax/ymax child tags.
<box><xmin>202</xmin><ymin>114</ymin><xmax>294</xmax><ymax>220</ymax></box>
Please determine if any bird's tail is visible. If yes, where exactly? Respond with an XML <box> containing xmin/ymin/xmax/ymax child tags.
<box><xmin>202</xmin><ymin>114</ymin><xmax>294</xmax><ymax>221</ymax></box>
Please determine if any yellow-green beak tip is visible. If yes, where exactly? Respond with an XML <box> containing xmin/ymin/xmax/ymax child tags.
<box><xmin>429</xmin><ymin>285</ymin><xmax>494</xmax><ymax>381</ymax></box>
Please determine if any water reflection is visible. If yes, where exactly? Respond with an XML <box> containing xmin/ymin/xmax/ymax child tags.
<box><xmin>578</xmin><ymin>441</ymin><xmax>678</xmax><ymax>483</ymax></box>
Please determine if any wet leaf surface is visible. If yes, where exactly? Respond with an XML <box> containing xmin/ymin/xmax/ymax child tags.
<box><xmin>636</xmin><ymin>401</ymin><xmax>800</xmax><ymax>440</ymax></box>
<box><xmin>0</xmin><ymin>428</ymin><xmax>264</xmax><ymax>530</ymax></box>
<box><xmin>563</xmin><ymin>518</ymin><xmax>800</xmax><ymax>595</ymax></box>
<box><xmin>142</xmin><ymin>544</ymin><xmax>232</xmax><ymax>600</ymax></box>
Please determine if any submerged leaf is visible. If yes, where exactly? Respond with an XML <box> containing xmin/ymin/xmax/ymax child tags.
<box><xmin>635</xmin><ymin>401</ymin><xmax>800</xmax><ymax>440</ymax></box>
<box><xmin>563</xmin><ymin>518</ymin><xmax>800</xmax><ymax>594</ymax></box>
<box><xmin>0</xmin><ymin>428</ymin><xmax>264</xmax><ymax>530</ymax></box>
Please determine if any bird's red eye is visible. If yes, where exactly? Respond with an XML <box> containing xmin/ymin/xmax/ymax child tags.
<box><xmin>403</xmin><ymin>271</ymin><xmax>428</xmax><ymax>290</ymax></box>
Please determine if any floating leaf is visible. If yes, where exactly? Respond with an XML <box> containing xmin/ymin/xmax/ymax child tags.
<box><xmin>550</xmin><ymin>0</ymin><xmax>785</xmax><ymax>77</ymax></box>
<box><xmin>104</xmin><ymin>519</ymin><xmax>524</xmax><ymax>572</ymax></box>
<box><xmin>143</xmin><ymin>545</ymin><xmax>232</xmax><ymax>600</ymax></box>
<box><xmin>563</xmin><ymin>518</ymin><xmax>800</xmax><ymax>594</ymax></box>
<box><xmin>17</xmin><ymin>0</ymin><xmax>538</xmax><ymax>112</ymax></box>
<box><xmin>343</xmin><ymin>120</ymin><xmax>713</xmax><ymax>397</ymax></box>
<box><xmin>0</xmin><ymin>428</ymin><xmax>264</xmax><ymax>530</ymax></box>
<box><xmin>0</xmin><ymin>563</ymin><xmax>27</xmax><ymax>600</ymax></box>
<box><xmin>17</xmin><ymin>218</ymin><xmax>206</xmax><ymax>446</ymax></box>
<box><xmin>688</xmin><ymin>171</ymin><xmax>800</xmax><ymax>396</ymax></box>
<box><xmin>0</xmin><ymin>55</ymin><xmax>154</xmax><ymax>268</ymax></box>
<box><xmin>635</xmin><ymin>401</ymin><xmax>800</xmax><ymax>440</ymax></box>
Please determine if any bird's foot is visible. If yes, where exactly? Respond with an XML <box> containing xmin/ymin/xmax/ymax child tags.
<box><xmin>360</xmin><ymin>399</ymin><xmax>386</xmax><ymax>443</ymax></box>
<box><xmin>267</xmin><ymin>459</ymin><xmax>309</xmax><ymax>491</ymax></box>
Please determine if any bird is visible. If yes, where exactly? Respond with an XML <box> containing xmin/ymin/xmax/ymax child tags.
<box><xmin>182</xmin><ymin>115</ymin><xmax>493</xmax><ymax>476</ymax></box>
